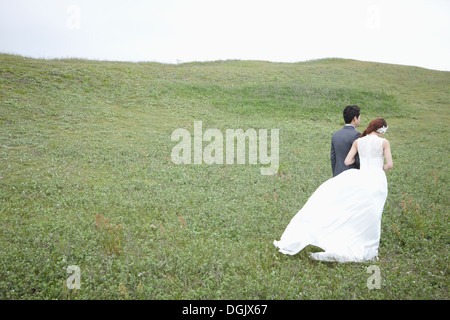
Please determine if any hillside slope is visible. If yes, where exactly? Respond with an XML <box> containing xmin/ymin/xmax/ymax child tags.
<box><xmin>0</xmin><ymin>54</ymin><xmax>448</xmax><ymax>299</ymax></box>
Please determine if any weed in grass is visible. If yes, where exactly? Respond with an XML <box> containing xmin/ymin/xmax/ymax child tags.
<box><xmin>95</xmin><ymin>214</ymin><xmax>124</xmax><ymax>256</ymax></box>
<box><xmin>118</xmin><ymin>283</ymin><xmax>128</xmax><ymax>300</ymax></box>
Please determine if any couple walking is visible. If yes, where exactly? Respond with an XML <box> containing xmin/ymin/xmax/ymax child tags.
<box><xmin>274</xmin><ymin>106</ymin><xmax>393</xmax><ymax>263</ymax></box>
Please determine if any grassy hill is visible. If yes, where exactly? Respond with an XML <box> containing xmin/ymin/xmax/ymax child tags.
<box><xmin>0</xmin><ymin>53</ymin><xmax>448</xmax><ymax>299</ymax></box>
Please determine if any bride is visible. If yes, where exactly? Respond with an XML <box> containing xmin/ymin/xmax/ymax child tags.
<box><xmin>273</xmin><ymin>118</ymin><xmax>393</xmax><ymax>263</ymax></box>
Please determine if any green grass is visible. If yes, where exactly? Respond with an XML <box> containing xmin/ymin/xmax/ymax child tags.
<box><xmin>0</xmin><ymin>53</ymin><xmax>448</xmax><ymax>300</ymax></box>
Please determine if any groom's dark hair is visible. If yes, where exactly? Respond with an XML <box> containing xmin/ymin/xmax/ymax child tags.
<box><xmin>343</xmin><ymin>105</ymin><xmax>360</xmax><ymax>124</ymax></box>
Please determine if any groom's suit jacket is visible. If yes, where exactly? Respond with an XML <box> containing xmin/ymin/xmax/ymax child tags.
<box><xmin>330</xmin><ymin>125</ymin><xmax>361</xmax><ymax>177</ymax></box>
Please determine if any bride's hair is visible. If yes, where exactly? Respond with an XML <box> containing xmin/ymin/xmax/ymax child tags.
<box><xmin>361</xmin><ymin>118</ymin><xmax>388</xmax><ymax>137</ymax></box>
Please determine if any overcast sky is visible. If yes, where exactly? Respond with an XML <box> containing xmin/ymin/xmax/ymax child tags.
<box><xmin>0</xmin><ymin>0</ymin><xmax>449</xmax><ymax>70</ymax></box>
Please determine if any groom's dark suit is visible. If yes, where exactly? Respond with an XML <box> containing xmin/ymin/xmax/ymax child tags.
<box><xmin>330</xmin><ymin>125</ymin><xmax>360</xmax><ymax>177</ymax></box>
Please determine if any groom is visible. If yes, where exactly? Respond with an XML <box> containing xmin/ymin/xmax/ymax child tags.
<box><xmin>330</xmin><ymin>105</ymin><xmax>361</xmax><ymax>176</ymax></box>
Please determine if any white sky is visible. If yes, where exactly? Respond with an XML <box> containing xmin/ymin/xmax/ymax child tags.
<box><xmin>0</xmin><ymin>0</ymin><xmax>449</xmax><ymax>70</ymax></box>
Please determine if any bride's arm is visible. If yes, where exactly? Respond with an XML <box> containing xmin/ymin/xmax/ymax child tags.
<box><xmin>344</xmin><ymin>140</ymin><xmax>358</xmax><ymax>166</ymax></box>
<box><xmin>382</xmin><ymin>139</ymin><xmax>393</xmax><ymax>171</ymax></box>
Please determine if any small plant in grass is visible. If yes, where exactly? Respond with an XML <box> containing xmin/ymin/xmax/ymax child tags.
<box><xmin>94</xmin><ymin>214</ymin><xmax>124</xmax><ymax>256</ymax></box>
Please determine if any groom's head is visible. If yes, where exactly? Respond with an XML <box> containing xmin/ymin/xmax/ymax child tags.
<box><xmin>343</xmin><ymin>105</ymin><xmax>361</xmax><ymax>126</ymax></box>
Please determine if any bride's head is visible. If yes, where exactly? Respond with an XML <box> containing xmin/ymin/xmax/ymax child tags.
<box><xmin>361</xmin><ymin>118</ymin><xmax>388</xmax><ymax>137</ymax></box>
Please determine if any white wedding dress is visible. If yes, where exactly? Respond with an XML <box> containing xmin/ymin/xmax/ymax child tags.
<box><xmin>273</xmin><ymin>134</ymin><xmax>388</xmax><ymax>262</ymax></box>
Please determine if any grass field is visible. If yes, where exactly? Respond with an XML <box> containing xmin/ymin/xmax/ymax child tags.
<box><xmin>0</xmin><ymin>53</ymin><xmax>448</xmax><ymax>300</ymax></box>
